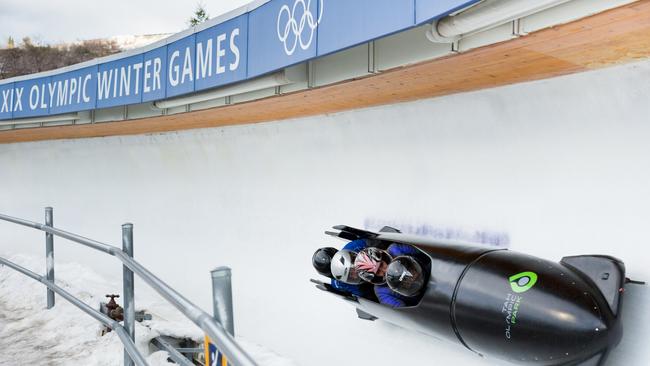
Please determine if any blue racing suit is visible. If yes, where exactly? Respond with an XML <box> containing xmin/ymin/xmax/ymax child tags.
<box><xmin>375</xmin><ymin>243</ymin><xmax>425</xmax><ymax>308</ymax></box>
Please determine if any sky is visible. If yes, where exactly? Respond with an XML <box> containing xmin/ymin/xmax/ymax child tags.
<box><xmin>0</xmin><ymin>0</ymin><xmax>250</xmax><ymax>46</ymax></box>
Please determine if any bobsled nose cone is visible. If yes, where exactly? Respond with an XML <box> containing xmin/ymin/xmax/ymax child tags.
<box><xmin>451</xmin><ymin>251</ymin><xmax>625</xmax><ymax>365</ymax></box>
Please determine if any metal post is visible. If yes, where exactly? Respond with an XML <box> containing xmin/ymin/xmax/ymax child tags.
<box><xmin>211</xmin><ymin>266</ymin><xmax>234</xmax><ymax>336</ymax></box>
<box><xmin>122</xmin><ymin>223</ymin><xmax>135</xmax><ymax>366</ymax></box>
<box><xmin>45</xmin><ymin>207</ymin><xmax>55</xmax><ymax>309</ymax></box>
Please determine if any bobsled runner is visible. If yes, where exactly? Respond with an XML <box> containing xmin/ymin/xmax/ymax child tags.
<box><xmin>314</xmin><ymin>225</ymin><xmax>643</xmax><ymax>366</ymax></box>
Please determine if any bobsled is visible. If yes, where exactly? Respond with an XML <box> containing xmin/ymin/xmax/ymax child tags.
<box><xmin>313</xmin><ymin>225</ymin><xmax>640</xmax><ymax>366</ymax></box>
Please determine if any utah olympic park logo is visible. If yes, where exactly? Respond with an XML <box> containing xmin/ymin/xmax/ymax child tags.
<box><xmin>276</xmin><ymin>0</ymin><xmax>324</xmax><ymax>56</ymax></box>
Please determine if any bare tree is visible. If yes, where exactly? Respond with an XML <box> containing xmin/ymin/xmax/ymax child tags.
<box><xmin>0</xmin><ymin>39</ymin><xmax>121</xmax><ymax>80</ymax></box>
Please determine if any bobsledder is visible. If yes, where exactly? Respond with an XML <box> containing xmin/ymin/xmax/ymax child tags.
<box><xmin>311</xmin><ymin>225</ymin><xmax>644</xmax><ymax>366</ymax></box>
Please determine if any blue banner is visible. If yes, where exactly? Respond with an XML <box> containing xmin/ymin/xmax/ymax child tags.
<box><xmin>415</xmin><ymin>0</ymin><xmax>480</xmax><ymax>24</ymax></box>
<box><xmin>50</xmin><ymin>66</ymin><xmax>97</xmax><ymax>114</ymax></box>
<box><xmin>142</xmin><ymin>47</ymin><xmax>168</xmax><ymax>102</ymax></box>
<box><xmin>0</xmin><ymin>82</ymin><xmax>14</xmax><ymax>120</ymax></box>
<box><xmin>0</xmin><ymin>0</ymin><xmax>480</xmax><ymax>120</ymax></box>
<box><xmin>317</xmin><ymin>0</ymin><xmax>414</xmax><ymax>56</ymax></box>
<box><xmin>97</xmin><ymin>55</ymin><xmax>144</xmax><ymax>108</ymax></box>
<box><xmin>166</xmin><ymin>34</ymin><xmax>197</xmax><ymax>98</ymax></box>
<box><xmin>195</xmin><ymin>15</ymin><xmax>248</xmax><ymax>91</ymax></box>
<box><xmin>13</xmin><ymin>77</ymin><xmax>51</xmax><ymax>118</ymax></box>
<box><xmin>248</xmin><ymin>0</ymin><xmax>320</xmax><ymax>77</ymax></box>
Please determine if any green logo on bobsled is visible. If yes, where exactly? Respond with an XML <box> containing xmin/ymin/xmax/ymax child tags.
<box><xmin>509</xmin><ymin>271</ymin><xmax>538</xmax><ymax>293</ymax></box>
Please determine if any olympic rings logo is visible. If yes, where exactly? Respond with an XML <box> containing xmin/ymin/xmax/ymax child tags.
<box><xmin>276</xmin><ymin>0</ymin><xmax>324</xmax><ymax>56</ymax></box>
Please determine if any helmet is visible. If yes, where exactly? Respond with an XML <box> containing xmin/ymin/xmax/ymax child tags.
<box><xmin>386</xmin><ymin>256</ymin><xmax>426</xmax><ymax>297</ymax></box>
<box><xmin>354</xmin><ymin>247</ymin><xmax>392</xmax><ymax>285</ymax></box>
<box><xmin>330</xmin><ymin>250</ymin><xmax>362</xmax><ymax>284</ymax></box>
<box><xmin>312</xmin><ymin>247</ymin><xmax>338</xmax><ymax>278</ymax></box>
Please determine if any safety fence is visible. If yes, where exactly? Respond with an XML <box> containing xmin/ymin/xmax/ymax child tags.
<box><xmin>0</xmin><ymin>207</ymin><xmax>257</xmax><ymax>366</ymax></box>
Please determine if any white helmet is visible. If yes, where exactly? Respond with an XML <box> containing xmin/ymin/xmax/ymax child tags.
<box><xmin>330</xmin><ymin>250</ymin><xmax>362</xmax><ymax>284</ymax></box>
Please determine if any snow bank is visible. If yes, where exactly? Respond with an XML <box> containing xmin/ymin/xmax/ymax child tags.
<box><xmin>0</xmin><ymin>254</ymin><xmax>296</xmax><ymax>366</ymax></box>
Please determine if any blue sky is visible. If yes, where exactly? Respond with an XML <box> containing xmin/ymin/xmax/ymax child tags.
<box><xmin>0</xmin><ymin>0</ymin><xmax>250</xmax><ymax>46</ymax></box>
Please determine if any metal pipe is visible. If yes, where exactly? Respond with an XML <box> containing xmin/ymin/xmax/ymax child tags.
<box><xmin>427</xmin><ymin>0</ymin><xmax>572</xmax><ymax>43</ymax></box>
<box><xmin>45</xmin><ymin>207</ymin><xmax>55</xmax><ymax>309</ymax></box>
<box><xmin>0</xmin><ymin>113</ymin><xmax>80</xmax><ymax>127</ymax></box>
<box><xmin>150</xmin><ymin>337</ymin><xmax>195</xmax><ymax>366</ymax></box>
<box><xmin>0</xmin><ymin>212</ymin><xmax>258</xmax><ymax>366</ymax></box>
<box><xmin>113</xmin><ymin>250</ymin><xmax>258</xmax><ymax>366</ymax></box>
<box><xmin>0</xmin><ymin>256</ymin><xmax>148</xmax><ymax>366</ymax></box>
<box><xmin>122</xmin><ymin>223</ymin><xmax>135</xmax><ymax>366</ymax></box>
<box><xmin>211</xmin><ymin>266</ymin><xmax>235</xmax><ymax>336</ymax></box>
<box><xmin>153</xmin><ymin>72</ymin><xmax>294</xmax><ymax>109</ymax></box>
<box><xmin>174</xmin><ymin>348</ymin><xmax>204</xmax><ymax>354</ymax></box>
<box><xmin>0</xmin><ymin>212</ymin><xmax>116</xmax><ymax>254</ymax></box>
<box><xmin>114</xmin><ymin>327</ymin><xmax>148</xmax><ymax>366</ymax></box>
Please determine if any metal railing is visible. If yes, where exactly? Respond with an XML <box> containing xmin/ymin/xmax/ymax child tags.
<box><xmin>0</xmin><ymin>208</ymin><xmax>258</xmax><ymax>366</ymax></box>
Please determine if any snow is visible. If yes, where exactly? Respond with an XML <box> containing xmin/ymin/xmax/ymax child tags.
<box><xmin>0</xmin><ymin>254</ymin><xmax>297</xmax><ymax>366</ymax></box>
<box><xmin>107</xmin><ymin>34</ymin><xmax>172</xmax><ymax>50</ymax></box>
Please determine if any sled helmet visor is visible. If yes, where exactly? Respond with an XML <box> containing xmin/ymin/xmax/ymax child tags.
<box><xmin>386</xmin><ymin>256</ymin><xmax>426</xmax><ymax>297</ymax></box>
<box><xmin>354</xmin><ymin>247</ymin><xmax>392</xmax><ymax>285</ymax></box>
<box><xmin>331</xmin><ymin>249</ymin><xmax>362</xmax><ymax>284</ymax></box>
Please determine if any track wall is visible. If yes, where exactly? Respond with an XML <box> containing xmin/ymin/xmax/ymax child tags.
<box><xmin>1</xmin><ymin>59</ymin><xmax>649</xmax><ymax>366</ymax></box>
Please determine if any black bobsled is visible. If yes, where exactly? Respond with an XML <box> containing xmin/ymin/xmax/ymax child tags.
<box><xmin>314</xmin><ymin>225</ymin><xmax>638</xmax><ymax>366</ymax></box>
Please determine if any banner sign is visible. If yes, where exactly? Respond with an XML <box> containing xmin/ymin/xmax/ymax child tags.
<box><xmin>204</xmin><ymin>336</ymin><xmax>228</xmax><ymax>366</ymax></box>
<box><xmin>315</xmin><ymin>0</ymin><xmax>415</xmax><ymax>57</ymax></box>
<box><xmin>0</xmin><ymin>0</ymin><xmax>479</xmax><ymax>120</ymax></box>
<box><xmin>415</xmin><ymin>0</ymin><xmax>479</xmax><ymax>24</ymax></box>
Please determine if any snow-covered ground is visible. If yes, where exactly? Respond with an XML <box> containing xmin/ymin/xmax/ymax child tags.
<box><xmin>0</xmin><ymin>254</ymin><xmax>297</xmax><ymax>366</ymax></box>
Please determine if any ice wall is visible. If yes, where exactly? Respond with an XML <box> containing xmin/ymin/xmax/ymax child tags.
<box><xmin>1</xmin><ymin>59</ymin><xmax>649</xmax><ymax>366</ymax></box>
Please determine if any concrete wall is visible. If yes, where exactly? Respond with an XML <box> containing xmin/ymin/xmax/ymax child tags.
<box><xmin>1</xmin><ymin>58</ymin><xmax>649</xmax><ymax>366</ymax></box>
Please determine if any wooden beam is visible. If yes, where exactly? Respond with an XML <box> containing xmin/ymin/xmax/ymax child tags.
<box><xmin>2</xmin><ymin>1</ymin><xmax>650</xmax><ymax>143</ymax></box>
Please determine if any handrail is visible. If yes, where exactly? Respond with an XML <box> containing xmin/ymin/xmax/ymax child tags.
<box><xmin>0</xmin><ymin>211</ymin><xmax>258</xmax><ymax>366</ymax></box>
<box><xmin>0</xmin><ymin>257</ymin><xmax>147</xmax><ymax>366</ymax></box>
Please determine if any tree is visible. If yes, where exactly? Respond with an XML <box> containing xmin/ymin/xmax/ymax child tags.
<box><xmin>21</xmin><ymin>37</ymin><xmax>32</xmax><ymax>48</ymax></box>
<box><xmin>188</xmin><ymin>3</ymin><xmax>209</xmax><ymax>27</ymax></box>
<box><xmin>0</xmin><ymin>39</ymin><xmax>121</xmax><ymax>80</ymax></box>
